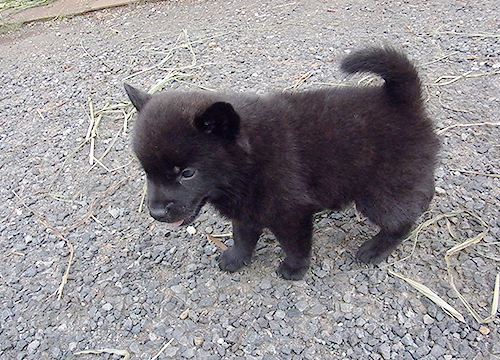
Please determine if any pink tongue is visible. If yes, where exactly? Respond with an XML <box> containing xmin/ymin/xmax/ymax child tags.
<box><xmin>168</xmin><ymin>219</ymin><xmax>184</xmax><ymax>226</ymax></box>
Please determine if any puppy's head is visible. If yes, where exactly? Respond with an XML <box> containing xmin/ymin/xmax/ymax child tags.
<box><xmin>125</xmin><ymin>84</ymin><xmax>242</xmax><ymax>225</ymax></box>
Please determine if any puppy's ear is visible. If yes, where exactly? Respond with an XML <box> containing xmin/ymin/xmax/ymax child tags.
<box><xmin>194</xmin><ymin>102</ymin><xmax>240</xmax><ymax>140</ymax></box>
<box><xmin>124</xmin><ymin>83</ymin><xmax>152</xmax><ymax>112</ymax></box>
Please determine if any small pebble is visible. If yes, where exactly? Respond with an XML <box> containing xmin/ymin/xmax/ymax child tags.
<box><xmin>479</xmin><ymin>326</ymin><xmax>490</xmax><ymax>335</ymax></box>
<box><xmin>180</xmin><ymin>309</ymin><xmax>190</xmax><ymax>320</ymax></box>
<box><xmin>423</xmin><ymin>314</ymin><xmax>434</xmax><ymax>325</ymax></box>
<box><xmin>27</xmin><ymin>340</ymin><xmax>39</xmax><ymax>354</ymax></box>
<box><xmin>186</xmin><ymin>226</ymin><xmax>197</xmax><ymax>235</ymax></box>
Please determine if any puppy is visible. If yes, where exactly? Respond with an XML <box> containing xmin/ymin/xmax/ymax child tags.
<box><xmin>125</xmin><ymin>47</ymin><xmax>439</xmax><ymax>280</ymax></box>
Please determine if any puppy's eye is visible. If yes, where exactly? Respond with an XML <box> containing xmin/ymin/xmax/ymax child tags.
<box><xmin>180</xmin><ymin>168</ymin><xmax>196</xmax><ymax>179</ymax></box>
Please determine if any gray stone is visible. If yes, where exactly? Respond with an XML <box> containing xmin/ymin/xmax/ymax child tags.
<box><xmin>378</xmin><ymin>343</ymin><xmax>391</xmax><ymax>360</ymax></box>
<box><xmin>259</xmin><ymin>278</ymin><xmax>272</xmax><ymax>290</ymax></box>
<box><xmin>423</xmin><ymin>314</ymin><xmax>434</xmax><ymax>325</ymax></box>
<box><xmin>27</xmin><ymin>340</ymin><xmax>39</xmax><ymax>354</ymax></box>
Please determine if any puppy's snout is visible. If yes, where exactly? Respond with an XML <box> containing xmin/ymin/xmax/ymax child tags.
<box><xmin>149</xmin><ymin>201</ymin><xmax>174</xmax><ymax>221</ymax></box>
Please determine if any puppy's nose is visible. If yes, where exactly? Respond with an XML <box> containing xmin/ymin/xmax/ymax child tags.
<box><xmin>149</xmin><ymin>207</ymin><xmax>166</xmax><ymax>220</ymax></box>
<box><xmin>148</xmin><ymin>202</ymin><xmax>173</xmax><ymax>221</ymax></box>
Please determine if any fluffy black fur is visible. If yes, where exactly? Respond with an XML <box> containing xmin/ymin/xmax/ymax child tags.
<box><xmin>125</xmin><ymin>47</ymin><xmax>439</xmax><ymax>280</ymax></box>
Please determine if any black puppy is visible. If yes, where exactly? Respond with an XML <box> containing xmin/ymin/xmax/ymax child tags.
<box><xmin>125</xmin><ymin>47</ymin><xmax>439</xmax><ymax>280</ymax></box>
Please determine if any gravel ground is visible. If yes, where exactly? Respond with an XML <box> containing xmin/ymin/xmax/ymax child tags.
<box><xmin>1</xmin><ymin>0</ymin><xmax>499</xmax><ymax>359</ymax></box>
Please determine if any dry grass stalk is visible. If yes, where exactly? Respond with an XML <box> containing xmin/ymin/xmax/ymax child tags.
<box><xmin>81</xmin><ymin>30</ymin><xmax>218</xmax><ymax>193</ymax></box>
<box><xmin>61</xmin><ymin>177</ymin><xmax>130</xmax><ymax>233</ymax></box>
<box><xmin>388</xmin><ymin>210</ymin><xmax>499</xmax><ymax>323</ymax></box>
<box><xmin>210</xmin><ymin>233</ymin><xmax>233</xmax><ymax>238</ymax></box>
<box><xmin>55</xmin><ymin>237</ymin><xmax>74</xmax><ymax>301</ymax></box>
<box><xmin>73</xmin><ymin>348</ymin><xmax>130</xmax><ymax>359</ymax></box>
<box><xmin>150</xmin><ymin>338</ymin><xmax>174</xmax><ymax>360</ymax></box>
<box><xmin>444</xmin><ymin>212</ymin><xmax>498</xmax><ymax>323</ymax></box>
<box><xmin>206</xmin><ymin>234</ymin><xmax>229</xmax><ymax>250</ymax></box>
<box><xmin>12</xmin><ymin>177</ymin><xmax>129</xmax><ymax>300</ymax></box>
<box><xmin>388</xmin><ymin>269</ymin><xmax>465</xmax><ymax>323</ymax></box>
<box><xmin>123</xmin><ymin>30</ymin><xmax>229</xmax><ymax>82</ymax></box>
<box><xmin>437</xmin><ymin>91</ymin><xmax>470</xmax><ymax>113</ymax></box>
<box><xmin>12</xmin><ymin>190</ymin><xmax>75</xmax><ymax>301</ymax></box>
<box><xmin>437</xmin><ymin>122</ymin><xmax>500</xmax><ymax>135</ymax></box>
<box><xmin>449</xmin><ymin>168</ymin><xmax>500</xmax><ymax>178</ymax></box>
<box><xmin>429</xmin><ymin>70</ymin><xmax>500</xmax><ymax>87</ymax></box>
<box><xmin>138</xmin><ymin>180</ymin><xmax>147</xmax><ymax>214</ymax></box>
<box><xmin>435</xmin><ymin>30</ymin><xmax>500</xmax><ymax>38</ymax></box>
<box><xmin>50</xmin><ymin>139</ymin><xmax>87</xmax><ymax>189</ymax></box>
<box><xmin>283</xmin><ymin>71</ymin><xmax>314</xmax><ymax>91</ymax></box>
<box><xmin>49</xmin><ymin>193</ymin><xmax>86</xmax><ymax>207</ymax></box>
<box><xmin>420</xmin><ymin>51</ymin><xmax>459</xmax><ymax>66</ymax></box>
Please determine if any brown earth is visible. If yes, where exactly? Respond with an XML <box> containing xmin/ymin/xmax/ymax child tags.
<box><xmin>1</xmin><ymin>0</ymin><xmax>136</xmax><ymax>25</ymax></box>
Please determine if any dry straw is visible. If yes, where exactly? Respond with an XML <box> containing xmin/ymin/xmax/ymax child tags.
<box><xmin>73</xmin><ymin>348</ymin><xmax>130</xmax><ymax>359</ymax></box>
<box><xmin>387</xmin><ymin>210</ymin><xmax>499</xmax><ymax>324</ymax></box>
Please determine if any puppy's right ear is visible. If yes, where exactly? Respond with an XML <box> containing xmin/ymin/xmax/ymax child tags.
<box><xmin>124</xmin><ymin>83</ymin><xmax>152</xmax><ymax>112</ymax></box>
<box><xmin>194</xmin><ymin>102</ymin><xmax>240</xmax><ymax>141</ymax></box>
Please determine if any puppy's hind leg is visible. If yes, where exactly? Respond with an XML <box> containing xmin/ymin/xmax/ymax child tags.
<box><xmin>355</xmin><ymin>182</ymin><xmax>434</xmax><ymax>264</ymax></box>
<box><xmin>219</xmin><ymin>221</ymin><xmax>261</xmax><ymax>273</ymax></box>
<box><xmin>356</xmin><ymin>223</ymin><xmax>412</xmax><ymax>264</ymax></box>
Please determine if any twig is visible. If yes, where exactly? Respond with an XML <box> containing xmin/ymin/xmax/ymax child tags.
<box><xmin>85</xmin><ymin>130</ymin><xmax>129</xmax><ymax>174</ymax></box>
<box><xmin>437</xmin><ymin>92</ymin><xmax>470</xmax><ymax>113</ymax></box>
<box><xmin>49</xmin><ymin>140</ymin><xmax>88</xmax><ymax>189</ymax></box>
<box><xmin>150</xmin><ymin>338</ymin><xmax>174</xmax><ymax>360</ymax></box>
<box><xmin>437</xmin><ymin>121</ymin><xmax>500</xmax><ymax>135</ymax></box>
<box><xmin>74</xmin><ymin>348</ymin><xmax>130</xmax><ymax>360</ymax></box>
<box><xmin>429</xmin><ymin>70</ymin><xmax>500</xmax><ymax>87</ymax></box>
<box><xmin>12</xmin><ymin>190</ymin><xmax>74</xmax><ymax>301</ymax></box>
<box><xmin>386</xmin><ymin>210</ymin><xmax>498</xmax><ymax>323</ymax></box>
<box><xmin>206</xmin><ymin>234</ymin><xmax>228</xmax><ymax>250</ymax></box>
<box><xmin>38</xmin><ymin>100</ymin><xmax>70</xmax><ymax>113</ymax></box>
<box><xmin>138</xmin><ymin>180</ymin><xmax>147</xmax><ymax>213</ymax></box>
<box><xmin>435</xmin><ymin>30</ymin><xmax>500</xmax><ymax>38</ymax></box>
<box><xmin>61</xmin><ymin>177</ymin><xmax>130</xmax><ymax>233</ymax></box>
<box><xmin>210</xmin><ymin>233</ymin><xmax>233</xmax><ymax>238</ymax></box>
<box><xmin>444</xmin><ymin>214</ymin><xmax>498</xmax><ymax>323</ymax></box>
<box><xmin>312</xmin><ymin>82</ymin><xmax>349</xmax><ymax>87</ymax></box>
<box><xmin>283</xmin><ymin>71</ymin><xmax>314</xmax><ymax>91</ymax></box>
<box><xmin>55</xmin><ymin>237</ymin><xmax>74</xmax><ymax>301</ymax></box>
<box><xmin>432</xmin><ymin>71</ymin><xmax>473</xmax><ymax>86</ymax></box>
<box><xmin>49</xmin><ymin>193</ymin><xmax>86</xmax><ymax>206</ymax></box>
<box><xmin>388</xmin><ymin>269</ymin><xmax>465</xmax><ymax>323</ymax></box>
<box><xmin>357</xmin><ymin>74</ymin><xmax>378</xmax><ymax>86</ymax></box>
<box><xmin>449</xmin><ymin>168</ymin><xmax>500</xmax><ymax>178</ymax></box>
<box><xmin>123</xmin><ymin>30</ymin><xmax>230</xmax><ymax>82</ymax></box>
<box><xmin>420</xmin><ymin>51</ymin><xmax>459</xmax><ymax>67</ymax></box>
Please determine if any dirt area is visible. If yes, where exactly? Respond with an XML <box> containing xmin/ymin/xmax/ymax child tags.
<box><xmin>0</xmin><ymin>0</ymin><xmax>499</xmax><ymax>359</ymax></box>
<box><xmin>1</xmin><ymin>0</ymin><xmax>135</xmax><ymax>25</ymax></box>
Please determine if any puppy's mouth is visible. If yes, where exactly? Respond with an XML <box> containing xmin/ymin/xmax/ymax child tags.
<box><xmin>150</xmin><ymin>198</ymin><xmax>207</xmax><ymax>226</ymax></box>
<box><xmin>167</xmin><ymin>219</ymin><xmax>184</xmax><ymax>226</ymax></box>
<box><xmin>180</xmin><ymin>197</ymin><xmax>208</xmax><ymax>225</ymax></box>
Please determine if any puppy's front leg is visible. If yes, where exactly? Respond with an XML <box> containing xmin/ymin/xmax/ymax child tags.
<box><xmin>219</xmin><ymin>221</ymin><xmax>261</xmax><ymax>273</ymax></box>
<box><xmin>272</xmin><ymin>214</ymin><xmax>313</xmax><ymax>280</ymax></box>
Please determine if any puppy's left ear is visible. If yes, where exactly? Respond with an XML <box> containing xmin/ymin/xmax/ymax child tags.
<box><xmin>124</xmin><ymin>83</ymin><xmax>152</xmax><ymax>112</ymax></box>
<box><xmin>194</xmin><ymin>102</ymin><xmax>240</xmax><ymax>140</ymax></box>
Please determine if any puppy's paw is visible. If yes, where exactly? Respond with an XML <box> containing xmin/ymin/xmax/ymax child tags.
<box><xmin>356</xmin><ymin>238</ymin><xmax>392</xmax><ymax>265</ymax></box>
<box><xmin>219</xmin><ymin>247</ymin><xmax>250</xmax><ymax>273</ymax></box>
<box><xmin>277</xmin><ymin>260</ymin><xmax>309</xmax><ymax>280</ymax></box>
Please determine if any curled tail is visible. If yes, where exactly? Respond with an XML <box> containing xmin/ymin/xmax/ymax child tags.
<box><xmin>341</xmin><ymin>47</ymin><xmax>422</xmax><ymax>105</ymax></box>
